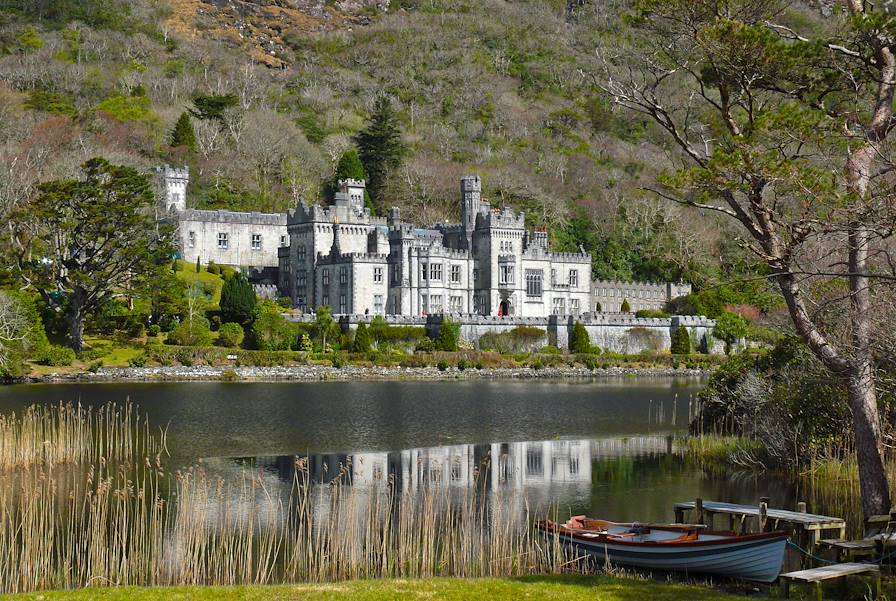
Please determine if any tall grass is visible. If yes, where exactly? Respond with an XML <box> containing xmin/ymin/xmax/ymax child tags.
<box><xmin>0</xmin><ymin>403</ymin><xmax>570</xmax><ymax>594</ymax></box>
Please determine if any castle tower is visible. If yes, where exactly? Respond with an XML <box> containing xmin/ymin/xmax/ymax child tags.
<box><xmin>460</xmin><ymin>175</ymin><xmax>481</xmax><ymax>234</ymax></box>
<box><xmin>336</xmin><ymin>178</ymin><xmax>366</xmax><ymax>209</ymax></box>
<box><xmin>156</xmin><ymin>165</ymin><xmax>189</xmax><ymax>213</ymax></box>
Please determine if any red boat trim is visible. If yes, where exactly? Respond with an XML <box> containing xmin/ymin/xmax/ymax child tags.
<box><xmin>535</xmin><ymin>520</ymin><xmax>789</xmax><ymax>548</ymax></box>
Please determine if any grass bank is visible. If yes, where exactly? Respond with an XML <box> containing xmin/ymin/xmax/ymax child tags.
<box><xmin>0</xmin><ymin>575</ymin><xmax>738</xmax><ymax>601</ymax></box>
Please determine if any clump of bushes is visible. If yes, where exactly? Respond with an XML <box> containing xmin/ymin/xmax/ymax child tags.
<box><xmin>479</xmin><ymin>325</ymin><xmax>546</xmax><ymax>354</ymax></box>
<box><xmin>635</xmin><ymin>309</ymin><xmax>669</xmax><ymax>318</ymax></box>
<box><xmin>166</xmin><ymin>317</ymin><xmax>213</xmax><ymax>347</ymax></box>
<box><xmin>434</xmin><ymin>319</ymin><xmax>461</xmax><ymax>351</ymax></box>
<box><xmin>251</xmin><ymin>302</ymin><xmax>297</xmax><ymax>351</ymax></box>
<box><xmin>41</xmin><ymin>345</ymin><xmax>76</xmax><ymax>367</ymax></box>
<box><xmin>670</xmin><ymin>326</ymin><xmax>691</xmax><ymax>354</ymax></box>
<box><xmin>217</xmin><ymin>322</ymin><xmax>245</xmax><ymax>348</ymax></box>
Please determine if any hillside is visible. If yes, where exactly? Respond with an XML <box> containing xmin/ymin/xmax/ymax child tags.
<box><xmin>0</xmin><ymin>0</ymin><xmax>769</xmax><ymax>292</ymax></box>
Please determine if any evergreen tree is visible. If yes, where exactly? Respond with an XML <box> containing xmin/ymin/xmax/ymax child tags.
<box><xmin>352</xmin><ymin>321</ymin><xmax>372</xmax><ymax>353</ymax></box>
<box><xmin>569</xmin><ymin>321</ymin><xmax>591</xmax><ymax>354</ymax></box>
<box><xmin>620</xmin><ymin>298</ymin><xmax>631</xmax><ymax>313</ymax></box>
<box><xmin>670</xmin><ymin>327</ymin><xmax>691</xmax><ymax>355</ymax></box>
<box><xmin>434</xmin><ymin>319</ymin><xmax>460</xmax><ymax>352</ymax></box>
<box><xmin>170</xmin><ymin>112</ymin><xmax>197</xmax><ymax>152</ymax></box>
<box><xmin>335</xmin><ymin>149</ymin><xmax>366</xmax><ymax>181</ymax></box>
<box><xmin>355</xmin><ymin>95</ymin><xmax>407</xmax><ymax>211</ymax></box>
<box><xmin>219</xmin><ymin>272</ymin><xmax>257</xmax><ymax>325</ymax></box>
<box><xmin>195</xmin><ymin>255</ymin><xmax>201</xmax><ymax>273</ymax></box>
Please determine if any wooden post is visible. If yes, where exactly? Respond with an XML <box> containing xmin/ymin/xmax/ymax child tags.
<box><xmin>674</xmin><ymin>508</ymin><xmax>684</xmax><ymax>524</ymax></box>
<box><xmin>695</xmin><ymin>497</ymin><xmax>704</xmax><ymax>525</ymax></box>
<box><xmin>666</xmin><ymin>435</ymin><xmax>673</xmax><ymax>455</ymax></box>
<box><xmin>797</xmin><ymin>501</ymin><xmax>807</xmax><ymax>514</ymax></box>
<box><xmin>760</xmin><ymin>497</ymin><xmax>769</xmax><ymax>532</ymax></box>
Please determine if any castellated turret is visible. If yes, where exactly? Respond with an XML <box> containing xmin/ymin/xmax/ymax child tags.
<box><xmin>460</xmin><ymin>175</ymin><xmax>482</xmax><ymax>233</ymax></box>
<box><xmin>156</xmin><ymin>165</ymin><xmax>189</xmax><ymax>213</ymax></box>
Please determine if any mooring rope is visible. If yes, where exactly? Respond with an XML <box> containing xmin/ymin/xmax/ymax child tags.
<box><xmin>786</xmin><ymin>538</ymin><xmax>896</xmax><ymax>566</ymax></box>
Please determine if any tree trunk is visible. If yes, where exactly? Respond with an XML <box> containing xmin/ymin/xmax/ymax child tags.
<box><xmin>849</xmin><ymin>365</ymin><xmax>891</xmax><ymax>517</ymax></box>
<box><xmin>66</xmin><ymin>289</ymin><xmax>86</xmax><ymax>352</ymax></box>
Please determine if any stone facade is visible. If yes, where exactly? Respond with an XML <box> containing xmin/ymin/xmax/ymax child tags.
<box><xmin>591</xmin><ymin>279</ymin><xmax>692</xmax><ymax>313</ymax></box>
<box><xmin>157</xmin><ymin>166</ymin><xmax>289</xmax><ymax>270</ymax></box>
<box><xmin>285</xmin><ymin>175</ymin><xmax>592</xmax><ymax>317</ymax></box>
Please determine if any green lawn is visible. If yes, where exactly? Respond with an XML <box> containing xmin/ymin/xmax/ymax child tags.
<box><xmin>0</xmin><ymin>576</ymin><xmax>738</xmax><ymax>601</ymax></box>
<box><xmin>174</xmin><ymin>260</ymin><xmax>226</xmax><ymax>308</ymax></box>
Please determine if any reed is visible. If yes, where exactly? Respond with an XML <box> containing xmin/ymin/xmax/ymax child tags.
<box><xmin>0</xmin><ymin>403</ymin><xmax>573</xmax><ymax>595</ymax></box>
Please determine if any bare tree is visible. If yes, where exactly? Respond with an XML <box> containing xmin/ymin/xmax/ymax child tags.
<box><xmin>0</xmin><ymin>292</ymin><xmax>28</xmax><ymax>374</ymax></box>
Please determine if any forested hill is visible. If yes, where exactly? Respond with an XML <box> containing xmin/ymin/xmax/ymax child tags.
<box><xmin>0</xmin><ymin>0</ymin><xmax>772</xmax><ymax>300</ymax></box>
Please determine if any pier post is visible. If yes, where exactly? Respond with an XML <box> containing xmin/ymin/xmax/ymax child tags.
<box><xmin>760</xmin><ymin>497</ymin><xmax>769</xmax><ymax>532</ymax></box>
<box><xmin>797</xmin><ymin>501</ymin><xmax>806</xmax><ymax>513</ymax></box>
<box><xmin>695</xmin><ymin>497</ymin><xmax>704</xmax><ymax>525</ymax></box>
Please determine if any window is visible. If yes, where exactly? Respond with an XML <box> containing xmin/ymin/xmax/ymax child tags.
<box><xmin>473</xmin><ymin>295</ymin><xmax>483</xmax><ymax>314</ymax></box>
<box><xmin>429</xmin><ymin>295</ymin><xmax>443</xmax><ymax>313</ymax></box>
<box><xmin>392</xmin><ymin>266</ymin><xmax>401</xmax><ymax>284</ymax></box>
<box><xmin>451</xmin><ymin>458</ymin><xmax>462</xmax><ymax>482</ymax></box>
<box><xmin>473</xmin><ymin>268</ymin><xmax>479</xmax><ymax>284</ymax></box>
<box><xmin>280</xmin><ymin>235</ymin><xmax>287</xmax><ymax>246</ymax></box>
<box><xmin>421</xmin><ymin>294</ymin><xmax>429</xmax><ymax>314</ymax></box>
<box><xmin>217</xmin><ymin>232</ymin><xmax>228</xmax><ymax>249</ymax></box>
<box><xmin>450</xmin><ymin>265</ymin><xmax>461</xmax><ymax>284</ymax></box>
<box><xmin>374</xmin><ymin>294</ymin><xmax>384</xmax><ymax>314</ymax></box>
<box><xmin>251</xmin><ymin>233</ymin><xmax>262</xmax><ymax>250</ymax></box>
<box><xmin>552</xmin><ymin>298</ymin><xmax>565</xmax><ymax>315</ymax></box>
<box><xmin>570</xmin><ymin>299</ymin><xmax>580</xmax><ymax>315</ymax></box>
<box><xmin>569</xmin><ymin>455</ymin><xmax>579</xmax><ymax>476</ymax></box>
<box><xmin>420</xmin><ymin>262</ymin><xmax>428</xmax><ymax>281</ymax></box>
<box><xmin>339</xmin><ymin>267</ymin><xmax>348</xmax><ymax>285</ymax></box>
<box><xmin>297</xmin><ymin>270</ymin><xmax>307</xmax><ymax>288</ymax></box>
<box><xmin>322</xmin><ymin>294</ymin><xmax>329</xmax><ymax>307</ymax></box>
<box><xmin>449</xmin><ymin>296</ymin><xmax>463</xmax><ymax>313</ymax></box>
<box><xmin>297</xmin><ymin>246</ymin><xmax>306</xmax><ymax>261</ymax></box>
<box><xmin>551</xmin><ymin>269</ymin><xmax>557</xmax><ymax>286</ymax></box>
<box><xmin>525</xmin><ymin>269</ymin><xmax>543</xmax><ymax>298</ymax></box>
<box><xmin>568</xmin><ymin>269</ymin><xmax>578</xmax><ymax>287</ymax></box>
<box><xmin>430</xmin><ymin>262</ymin><xmax>442</xmax><ymax>281</ymax></box>
<box><xmin>526</xmin><ymin>447</ymin><xmax>543</xmax><ymax>477</ymax></box>
<box><xmin>373</xmin><ymin>267</ymin><xmax>383</xmax><ymax>283</ymax></box>
<box><xmin>322</xmin><ymin>269</ymin><xmax>330</xmax><ymax>286</ymax></box>
<box><xmin>499</xmin><ymin>264</ymin><xmax>514</xmax><ymax>285</ymax></box>
<box><xmin>188</xmin><ymin>231</ymin><xmax>196</xmax><ymax>248</ymax></box>
<box><xmin>339</xmin><ymin>294</ymin><xmax>347</xmax><ymax>314</ymax></box>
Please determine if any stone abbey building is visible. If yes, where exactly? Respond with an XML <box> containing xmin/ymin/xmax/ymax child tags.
<box><xmin>157</xmin><ymin>167</ymin><xmax>688</xmax><ymax>319</ymax></box>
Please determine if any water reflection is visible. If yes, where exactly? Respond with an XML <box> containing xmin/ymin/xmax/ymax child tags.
<box><xmin>205</xmin><ymin>435</ymin><xmax>798</xmax><ymax>524</ymax></box>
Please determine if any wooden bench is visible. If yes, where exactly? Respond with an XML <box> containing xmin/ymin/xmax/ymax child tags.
<box><xmin>779</xmin><ymin>563</ymin><xmax>880</xmax><ymax>600</ymax></box>
<box><xmin>818</xmin><ymin>538</ymin><xmax>877</xmax><ymax>561</ymax></box>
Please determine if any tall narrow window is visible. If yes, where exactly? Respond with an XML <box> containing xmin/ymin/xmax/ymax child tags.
<box><xmin>570</xmin><ymin>298</ymin><xmax>580</xmax><ymax>315</ymax></box>
<box><xmin>450</xmin><ymin>265</ymin><xmax>461</xmax><ymax>284</ymax></box>
<box><xmin>430</xmin><ymin>263</ymin><xmax>442</xmax><ymax>281</ymax></box>
<box><xmin>297</xmin><ymin>246</ymin><xmax>306</xmax><ymax>261</ymax></box>
<box><xmin>322</xmin><ymin>269</ymin><xmax>330</xmax><ymax>286</ymax></box>
<box><xmin>251</xmin><ymin>233</ymin><xmax>262</xmax><ymax>250</ymax></box>
<box><xmin>340</xmin><ymin>267</ymin><xmax>348</xmax><ymax>284</ymax></box>
<box><xmin>420</xmin><ymin>262</ymin><xmax>429</xmax><ymax>281</ymax></box>
<box><xmin>374</xmin><ymin>295</ymin><xmax>384</xmax><ymax>314</ymax></box>
<box><xmin>339</xmin><ymin>294</ymin><xmax>347</xmax><ymax>314</ymax></box>
<box><xmin>373</xmin><ymin>267</ymin><xmax>383</xmax><ymax>283</ymax></box>
<box><xmin>499</xmin><ymin>264</ymin><xmax>514</xmax><ymax>285</ymax></box>
<box><xmin>217</xmin><ymin>232</ymin><xmax>228</xmax><ymax>249</ymax></box>
<box><xmin>188</xmin><ymin>231</ymin><xmax>196</xmax><ymax>248</ymax></box>
<box><xmin>568</xmin><ymin>269</ymin><xmax>578</xmax><ymax>287</ymax></box>
<box><xmin>525</xmin><ymin>269</ymin><xmax>543</xmax><ymax>298</ymax></box>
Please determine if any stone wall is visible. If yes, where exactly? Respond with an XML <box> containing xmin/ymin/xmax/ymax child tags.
<box><xmin>285</xmin><ymin>313</ymin><xmax>722</xmax><ymax>354</ymax></box>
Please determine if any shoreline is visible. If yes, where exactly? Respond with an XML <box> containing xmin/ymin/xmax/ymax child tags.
<box><xmin>20</xmin><ymin>365</ymin><xmax>712</xmax><ymax>384</ymax></box>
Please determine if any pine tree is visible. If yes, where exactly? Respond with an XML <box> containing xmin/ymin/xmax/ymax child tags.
<box><xmin>569</xmin><ymin>321</ymin><xmax>591</xmax><ymax>354</ymax></box>
<box><xmin>352</xmin><ymin>322</ymin><xmax>372</xmax><ymax>353</ymax></box>
<box><xmin>195</xmin><ymin>255</ymin><xmax>201</xmax><ymax>273</ymax></box>
<box><xmin>170</xmin><ymin>112</ymin><xmax>197</xmax><ymax>153</ymax></box>
<box><xmin>355</xmin><ymin>95</ymin><xmax>407</xmax><ymax>211</ymax></box>
<box><xmin>670</xmin><ymin>326</ymin><xmax>691</xmax><ymax>355</ymax></box>
<box><xmin>334</xmin><ymin>149</ymin><xmax>366</xmax><ymax>181</ymax></box>
<box><xmin>220</xmin><ymin>272</ymin><xmax>257</xmax><ymax>325</ymax></box>
<box><xmin>620</xmin><ymin>298</ymin><xmax>631</xmax><ymax>313</ymax></box>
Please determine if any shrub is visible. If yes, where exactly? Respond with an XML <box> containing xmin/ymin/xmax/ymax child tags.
<box><xmin>148</xmin><ymin>324</ymin><xmax>161</xmax><ymax>337</ymax></box>
<box><xmin>87</xmin><ymin>360</ymin><xmax>103</xmax><ymax>373</ymax></box>
<box><xmin>207</xmin><ymin>261</ymin><xmax>220</xmax><ymax>275</ymax></box>
<box><xmin>434</xmin><ymin>319</ymin><xmax>460</xmax><ymax>352</ymax></box>
<box><xmin>415</xmin><ymin>337</ymin><xmax>435</xmax><ymax>352</ymax></box>
<box><xmin>220</xmin><ymin>272</ymin><xmax>257</xmax><ymax>324</ymax></box>
<box><xmin>217</xmin><ymin>322</ymin><xmax>245</xmax><ymax>348</ymax></box>
<box><xmin>25</xmin><ymin>89</ymin><xmax>78</xmax><ymax>118</ymax></box>
<box><xmin>530</xmin><ymin>359</ymin><xmax>545</xmax><ymax>370</ymax></box>
<box><xmin>479</xmin><ymin>326</ymin><xmax>546</xmax><ymax>353</ymax></box>
<box><xmin>252</xmin><ymin>302</ymin><xmax>296</xmax><ymax>351</ymax></box>
<box><xmin>620</xmin><ymin>298</ymin><xmax>631</xmax><ymax>313</ymax></box>
<box><xmin>539</xmin><ymin>345</ymin><xmax>561</xmax><ymax>355</ymax></box>
<box><xmin>332</xmin><ymin>353</ymin><xmax>346</xmax><ymax>368</ymax></box>
<box><xmin>128</xmin><ymin>353</ymin><xmax>147</xmax><ymax>367</ymax></box>
<box><xmin>636</xmin><ymin>309</ymin><xmax>669</xmax><ymax>318</ymax></box>
<box><xmin>569</xmin><ymin>321</ymin><xmax>592</xmax><ymax>353</ymax></box>
<box><xmin>167</xmin><ymin>317</ymin><xmax>213</xmax><ymax>347</ymax></box>
<box><xmin>96</xmin><ymin>94</ymin><xmax>157</xmax><ymax>124</ymax></box>
<box><xmin>457</xmin><ymin>358</ymin><xmax>470</xmax><ymax>371</ymax></box>
<box><xmin>353</xmin><ymin>322</ymin><xmax>372</xmax><ymax>353</ymax></box>
<box><xmin>670</xmin><ymin>326</ymin><xmax>691</xmax><ymax>354</ymax></box>
<box><xmin>298</xmin><ymin>333</ymin><xmax>313</xmax><ymax>352</ymax></box>
<box><xmin>437</xmin><ymin>360</ymin><xmax>450</xmax><ymax>371</ymax></box>
<box><xmin>713</xmin><ymin>311</ymin><xmax>750</xmax><ymax>354</ymax></box>
<box><xmin>41</xmin><ymin>345</ymin><xmax>76</xmax><ymax>366</ymax></box>
<box><xmin>277</xmin><ymin>296</ymin><xmax>293</xmax><ymax>309</ymax></box>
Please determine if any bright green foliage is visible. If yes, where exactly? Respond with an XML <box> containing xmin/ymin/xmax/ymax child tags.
<box><xmin>670</xmin><ymin>326</ymin><xmax>691</xmax><ymax>355</ymax></box>
<box><xmin>96</xmin><ymin>95</ymin><xmax>157</xmax><ymax>124</ymax></box>
<box><xmin>40</xmin><ymin>345</ymin><xmax>76</xmax><ymax>366</ymax></box>
<box><xmin>313</xmin><ymin>306</ymin><xmax>339</xmax><ymax>351</ymax></box>
<box><xmin>252</xmin><ymin>302</ymin><xmax>296</xmax><ymax>351</ymax></box>
<box><xmin>25</xmin><ymin>89</ymin><xmax>77</xmax><ymax>118</ymax></box>
<box><xmin>434</xmin><ymin>319</ymin><xmax>460</xmax><ymax>351</ymax></box>
<box><xmin>636</xmin><ymin>309</ymin><xmax>668</xmax><ymax>318</ymax></box>
<box><xmin>219</xmin><ymin>273</ymin><xmax>257</xmax><ymax>325</ymax></box>
<box><xmin>167</xmin><ymin>317</ymin><xmax>213</xmax><ymax>347</ymax></box>
<box><xmin>479</xmin><ymin>325</ymin><xmax>546</xmax><ymax>354</ymax></box>
<box><xmin>352</xmin><ymin>322</ymin><xmax>372</xmax><ymax>353</ymax></box>
<box><xmin>217</xmin><ymin>322</ymin><xmax>245</xmax><ymax>348</ymax></box>
<box><xmin>569</xmin><ymin>321</ymin><xmax>592</xmax><ymax>353</ymax></box>
<box><xmin>335</xmin><ymin>149</ymin><xmax>366</xmax><ymax>181</ymax></box>
<box><xmin>149</xmin><ymin>271</ymin><xmax>187</xmax><ymax>330</ymax></box>
<box><xmin>190</xmin><ymin>94</ymin><xmax>238</xmax><ymax>123</ymax></box>
<box><xmin>17</xmin><ymin>27</ymin><xmax>44</xmax><ymax>53</ymax></box>
<box><xmin>713</xmin><ymin>311</ymin><xmax>749</xmax><ymax>354</ymax></box>
<box><xmin>620</xmin><ymin>299</ymin><xmax>630</xmax><ymax>313</ymax></box>
<box><xmin>298</xmin><ymin>332</ymin><xmax>313</xmax><ymax>352</ymax></box>
<box><xmin>170</xmin><ymin>112</ymin><xmax>197</xmax><ymax>152</ymax></box>
<box><xmin>12</xmin><ymin>158</ymin><xmax>175</xmax><ymax>351</ymax></box>
<box><xmin>355</xmin><ymin>96</ymin><xmax>407</xmax><ymax>211</ymax></box>
<box><xmin>0</xmin><ymin>291</ymin><xmax>49</xmax><ymax>378</ymax></box>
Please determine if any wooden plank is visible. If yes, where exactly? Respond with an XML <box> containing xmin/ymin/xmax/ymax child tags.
<box><xmin>818</xmin><ymin>539</ymin><xmax>876</xmax><ymax>551</ymax></box>
<box><xmin>780</xmin><ymin>563</ymin><xmax>879</xmax><ymax>583</ymax></box>
<box><xmin>674</xmin><ymin>500</ymin><xmax>844</xmax><ymax>526</ymax></box>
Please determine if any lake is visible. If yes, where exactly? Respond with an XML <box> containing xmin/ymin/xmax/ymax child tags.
<box><xmin>0</xmin><ymin>377</ymin><xmax>804</xmax><ymax>524</ymax></box>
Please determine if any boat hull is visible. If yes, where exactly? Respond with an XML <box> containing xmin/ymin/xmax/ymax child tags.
<box><xmin>540</xmin><ymin>524</ymin><xmax>787</xmax><ymax>583</ymax></box>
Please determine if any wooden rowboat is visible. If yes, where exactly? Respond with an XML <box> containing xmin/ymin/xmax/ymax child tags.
<box><xmin>536</xmin><ymin>516</ymin><xmax>788</xmax><ymax>583</ymax></box>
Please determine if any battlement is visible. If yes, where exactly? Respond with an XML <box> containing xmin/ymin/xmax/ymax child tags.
<box><xmin>412</xmin><ymin>245</ymin><xmax>471</xmax><ymax>259</ymax></box>
<box><xmin>316</xmin><ymin>251</ymin><xmax>389</xmax><ymax>264</ymax></box>
<box><xmin>339</xmin><ymin>178</ymin><xmax>366</xmax><ymax>189</ymax></box>
<box><xmin>479</xmin><ymin>208</ymin><xmax>525</xmax><ymax>230</ymax></box>
<box><xmin>180</xmin><ymin>209</ymin><xmax>286</xmax><ymax>226</ymax></box>
<box><xmin>156</xmin><ymin>165</ymin><xmax>189</xmax><ymax>181</ymax></box>
<box><xmin>288</xmin><ymin>202</ymin><xmax>388</xmax><ymax>227</ymax></box>
<box><xmin>543</xmin><ymin>249</ymin><xmax>590</xmax><ymax>263</ymax></box>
